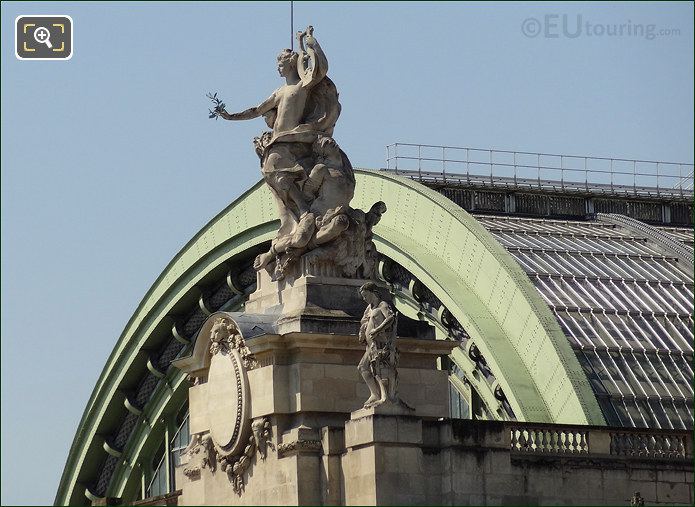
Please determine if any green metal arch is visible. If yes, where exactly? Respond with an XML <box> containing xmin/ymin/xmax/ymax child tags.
<box><xmin>351</xmin><ymin>172</ymin><xmax>602</xmax><ymax>425</ymax></box>
<box><xmin>56</xmin><ymin>169</ymin><xmax>603</xmax><ymax>505</ymax></box>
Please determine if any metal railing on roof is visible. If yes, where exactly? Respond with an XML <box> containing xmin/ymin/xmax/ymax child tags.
<box><xmin>384</xmin><ymin>143</ymin><xmax>694</xmax><ymax>198</ymax></box>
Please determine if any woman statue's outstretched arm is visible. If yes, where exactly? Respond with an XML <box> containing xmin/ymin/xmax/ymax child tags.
<box><xmin>218</xmin><ymin>92</ymin><xmax>277</xmax><ymax>121</ymax></box>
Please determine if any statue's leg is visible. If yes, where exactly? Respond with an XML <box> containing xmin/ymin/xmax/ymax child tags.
<box><xmin>376</xmin><ymin>376</ymin><xmax>388</xmax><ymax>403</ymax></box>
<box><xmin>265</xmin><ymin>142</ymin><xmax>313</xmax><ymax>220</ymax></box>
<box><xmin>302</xmin><ymin>164</ymin><xmax>327</xmax><ymax>198</ymax></box>
<box><xmin>263</xmin><ymin>149</ymin><xmax>299</xmax><ymax>235</ymax></box>
<box><xmin>288</xmin><ymin>212</ymin><xmax>316</xmax><ymax>249</ymax></box>
<box><xmin>314</xmin><ymin>214</ymin><xmax>350</xmax><ymax>245</ymax></box>
<box><xmin>254</xmin><ymin>244</ymin><xmax>278</xmax><ymax>271</ymax></box>
<box><xmin>358</xmin><ymin>352</ymin><xmax>380</xmax><ymax>407</ymax></box>
<box><xmin>278</xmin><ymin>173</ymin><xmax>310</xmax><ymax>217</ymax></box>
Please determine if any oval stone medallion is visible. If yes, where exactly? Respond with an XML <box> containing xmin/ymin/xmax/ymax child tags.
<box><xmin>207</xmin><ymin>348</ymin><xmax>249</xmax><ymax>455</ymax></box>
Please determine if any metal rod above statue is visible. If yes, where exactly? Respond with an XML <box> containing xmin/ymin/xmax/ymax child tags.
<box><xmin>208</xmin><ymin>26</ymin><xmax>386</xmax><ymax>282</ymax></box>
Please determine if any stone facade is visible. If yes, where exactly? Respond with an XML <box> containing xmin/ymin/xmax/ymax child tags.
<box><xmin>169</xmin><ymin>271</ymin><xmax>693</xmax><ymax>506</ymax></box>
<box><xmin>171</xmin><ymin>262</ymin><xmax>458</xmax><ymax>506</ymax></box>
<box><xmin>430</xmin><ymin>420</ymin><xmax>693</xmax><ymax>506</ymax></box>
<box><xmin>176</xmin><ymin>414</ymin><xmax>693</xmax><ymax>505</ymax></box>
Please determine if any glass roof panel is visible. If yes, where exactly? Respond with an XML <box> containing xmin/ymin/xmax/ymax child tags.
<box><xmin>476</xmin><ymin>213</ymin><xmax>693</xmax><ymax>429</ymax></box>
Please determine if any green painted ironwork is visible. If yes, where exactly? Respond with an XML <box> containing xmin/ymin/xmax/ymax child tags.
<box><xmin>351</xmin><ymin>171</ymin><xmax>603</xmax><ymax>425</ymax></box>
<box><xmin>56</xmin><ymin>170</ymin><xmax>604</xmax><ymax>505</ymax></box>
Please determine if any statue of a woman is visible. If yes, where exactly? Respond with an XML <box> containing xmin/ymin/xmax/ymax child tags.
<box><xmin>209</xmin><ymin>25</ymin><xmax>383</xmax><ymax>282</ymax></box>
<box><xmin>214</xmin><ymin>26</ymin><xmax>341</xmax><ymax>237</ymax></box>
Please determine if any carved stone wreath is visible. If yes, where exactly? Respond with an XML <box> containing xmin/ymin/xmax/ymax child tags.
<box><xmin>183</xmin><ymin>418</ymin><xmax>272</xmax><ymax>495</ymax></box>
<box><xmin>209</xmin><ymin>318</ymin><xmax>258</xmax><ymax>369</ymax></box>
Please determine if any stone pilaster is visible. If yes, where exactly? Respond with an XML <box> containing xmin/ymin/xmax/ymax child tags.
<box><xmin>342</xmin><ymin>406</ymin><xmax>432</xmax><ymax>505</ymax></box>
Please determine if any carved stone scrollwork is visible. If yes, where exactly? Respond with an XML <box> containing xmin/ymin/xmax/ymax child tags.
<box><xmin>209</xmin><ymin>318</ymin><xmax>259</xmax><ymax>370</ymax></box>
<box><xmin>183</xmin><ymin>417</ymin><xmax>273</xmax><ymax>494</ymax></box>
<box><xmin>175</xmin><ymin>314</ymin><xmax>273</xmax><ymax>496</ymax></box>
<box><xmin>252</xmin><ymin>417</ymin><xmax>273</xmax><ymax>460</ymax></box>
<box><xmin>207</xmin><ymin>327</ymin><xmax>250</xmax><ymax>459</ymax></box>
<box><xmin>277</xmin><ymin>439</ymin><xmax>322</xmax><ymax>458</ymax></box>
<box><xmin>217</xmin><ymin>417</ymin><xmax>273</xmax><ymax>495</ymax></box>
<box><xmin>182</xmin><ymin>433</ymin><xmax>217</xmax><ymax>480</ymax></box>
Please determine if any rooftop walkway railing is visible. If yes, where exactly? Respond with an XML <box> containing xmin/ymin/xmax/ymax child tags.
<box><xmin>507</xmin><ymin>421</ymin><xmax>692</xmax><ymax>459</ymax></box>
<box><xmin>385</xmin><ymin>143</ymin><xmax>694</xmax><ymax>199</ymax></box>
<box><xmin>442</xmin><ymin>419</ymin><xmax>692</xmax><ymax>460</ymax></box>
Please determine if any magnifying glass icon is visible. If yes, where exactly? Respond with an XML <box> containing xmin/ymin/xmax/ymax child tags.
<box><xmin>34</xmin><ymin>26</ymin><xmax>53</xmax><ymax>49</ymax></box>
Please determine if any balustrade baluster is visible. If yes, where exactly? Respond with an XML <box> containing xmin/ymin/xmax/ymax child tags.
<box><xmin>676</xmin><ymin>436</ymin><xmax>685</xmax><ymax>458</ymax></box>
<box><xmin>650</xmin><ymin>435</ymin><xmax>660</xmax><ymax>457</ymax></box>
<box><xmin>610</xmin><ymin>433</ymin><xmax>618</xmax><ymax>455</ymax></box>
<box><xmin>579</xmin><ymin>432</ymin><xmax>588</xmax><ymax>453</ymax></box>
<box><xmin>616</xmin><ymin>433</ymin><xmax>622</xmax><ymax>455</ymax></box>
<box><xmin>662</xmin><ymin>435</ymin><xmax>671</xmax><ymax>457</ymax></box>
<box><xmin>608</xmin><ymin>433</ymin><xmax>613</xmax><ymax>454</ymax></box>
<box><xmin>539</xmin><ymin>430</ymin><xmax>547</xmax><ymax>452</ymax></box>
<box><xmin>510</xmin><ymin>426</ymin><xmax>689</xmax><ymax>459</ymax></box>
<box><xmin>620</xmin><ymin>434</ymin><xmax>628</xmax><ymax>456</ymax></box>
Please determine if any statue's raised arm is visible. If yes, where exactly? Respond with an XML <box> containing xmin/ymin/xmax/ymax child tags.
<box><xmin>296</xmin><ymin>26</ymin><xmax>328</xmax><ymax>88</ymax></box>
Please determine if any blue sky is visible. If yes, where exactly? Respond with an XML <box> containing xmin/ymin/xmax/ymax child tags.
<box><xmin>1</xmin><ymin>1</ymin><xmax>693</xmax><ymax>504</ymax></box>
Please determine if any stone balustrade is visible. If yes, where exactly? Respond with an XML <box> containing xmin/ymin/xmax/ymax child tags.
<box><xmin>435</xmin><ymin>419</ymin><xmax>693</xmax><ymax>505</ymax></box>
<box><xmin>507</xmin><ymin>421</ymin><xmax>692</xmax><ymax>459</ymax></box>
<box><xmin>510</xmin><ymin>424</ymin><xmax>589</xmax><ymax>454</ymax></box>
<box><xmin>609</xmin><ymin>430</ymin><xmax>689</xmax><ymax>459</ymax></box>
